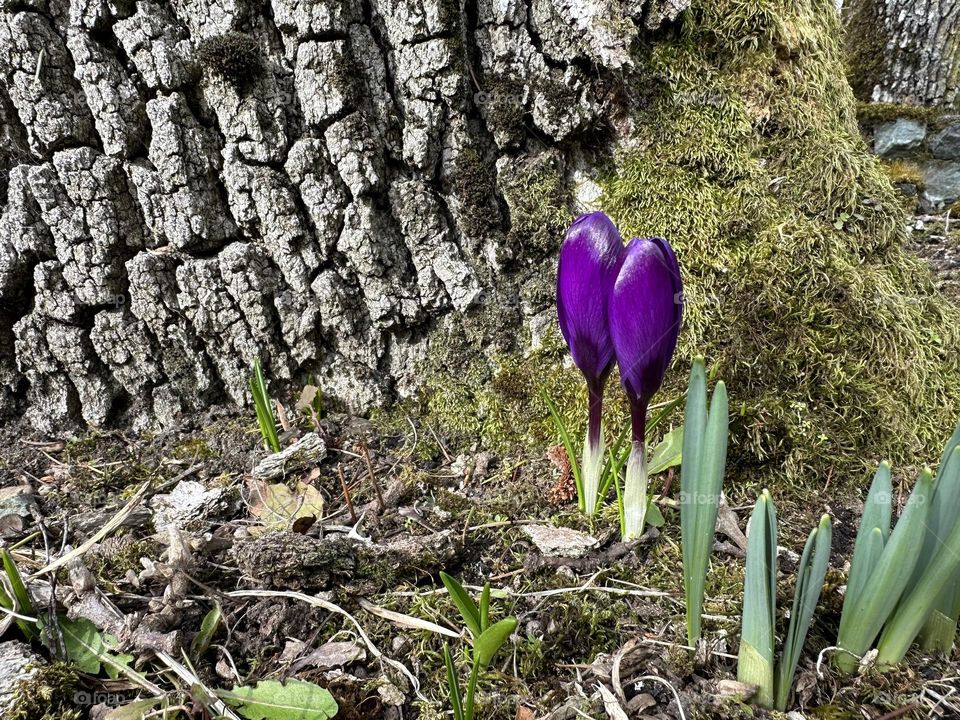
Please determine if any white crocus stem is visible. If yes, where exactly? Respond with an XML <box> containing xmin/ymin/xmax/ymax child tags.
<box><xmin>581</xmin><ymin>427</ymin><xmax>605</xmax><ymax>515</ymax></box>
<box><xmin>623</xmin><ymin>439</ymin><xmax>648</xmax><ymax>540</ymax></box>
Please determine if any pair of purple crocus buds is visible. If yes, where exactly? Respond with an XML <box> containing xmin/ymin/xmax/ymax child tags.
<box><xmin>556</xmin><ymin>211</ymin><xmax>683</xmax><ymax>539</ymax></box>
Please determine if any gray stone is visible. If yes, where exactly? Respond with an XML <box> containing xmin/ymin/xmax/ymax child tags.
<box><xmin>252</xmin><ymin>432</ymin><xmax>327</xmax><ymax>480</ymax></box>
<box><xmin>873</xmin><ymin>118</ymin><xmax>927</xmax><ymax>157</ymax></box>
<box><xmin>929</xmin><ymin>123</ymin><xmax>960</xmax><ymax>160</ymax></box>
<box><xmin>922</xmin><ymin>161</ymin><xmax>960</xmax><ymax>207</ymax></box>
<box><xmin>0</xmin><ymin>641</ymin><xmax>45</xmax><ymax>714</ymax></box>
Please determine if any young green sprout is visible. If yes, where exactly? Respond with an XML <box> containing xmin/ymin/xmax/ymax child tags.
<box><xmin>679</xmin><ymin>358</ymin><xmax>728</xmax><ymax>646</ymax></box>
<box><xmin>835</xmin><ymin>464</ymin><xmax>933</xmax><ymax>672</ymax></box>
<box><xmin>440</xmin><ymin>572</ymin><xmax>517</xmax><ymax>720</ymax></box>
<box><xmin>737</xmin><ymin>492</ymin><xmax>832</xmax><ymax>710</ymax></box>
<box><xmin>250</xmin><ymin>358</ymin><xmax>281</xmax><ymax>453</ymax></box>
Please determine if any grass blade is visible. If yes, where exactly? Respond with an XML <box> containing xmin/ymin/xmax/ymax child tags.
<box><xmin>775</xmin><ymin>514</ymin><xmax>832</xmax><ymax>710</ymax></box>
<box><xmin>539</xmin><ymin>387</ymin><xmax>583</xmax><ymax>511</ymax></box>
<box><xmin>479</xmin><ymin>583</ymin><xmax>490</xmax><ymax>633</ymax></box>
<box><xmin>250</xmin><ymin>358</ymin><xmax>281</xmax><ymax>453</ymax></box>
<box><xmin>444</xmin><ymin>643</ymin><xmax>464</xmax><ymax>720</ymax></box>
<box><xmin>0</xmin><ymin>548</ymin><xmax>37</xmax><ymax>638</ymax></box>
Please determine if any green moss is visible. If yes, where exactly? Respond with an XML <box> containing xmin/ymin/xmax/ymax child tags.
<box><xmin>841</xmin><ymin>0</ymin><xmax>890</xmax><ymax>102</ymax></box>
<box><xmin>599</xmin><ymin>0</ymin><xmax>960</xmax><ymax>488</ymax></box>
<box><xmin>883</xmin><ymin>159</ymin><xmax>925</xmax><ymax>189</ymax></box>
<box><xmin>8</xmin><ymin>663</ymin><xmax>81</xmax><ymax>720</ymax></box>
<box><xmin>856</xmin><ymin>102</ymin><xmax>944</xmax><ymax>128</ymax></box>
<box><xmin>498</xmin><ymin>150</ymin><xmax>573</xmax><ymax>258</ymax></box>
<box><xmin>196</xmin><ymin>32</ymin><xmax>262</xmax><ymax>89</ymax></box>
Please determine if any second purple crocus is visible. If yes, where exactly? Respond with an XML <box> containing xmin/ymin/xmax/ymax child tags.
<box><xmin>609</xmin><ymin>237</ymin><xmax>683</xmax><ymax>538</ymax></box>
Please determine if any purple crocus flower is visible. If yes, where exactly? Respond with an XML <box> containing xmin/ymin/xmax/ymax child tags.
<box><xmin>556</xmin><ymin>211</ymin><xmax>624</xmax><ymax>514</ymax></box>
<box><xmin>609</xmin><ymin>236</ymin><xmax>683</xmax><ymax>538</ymax></box>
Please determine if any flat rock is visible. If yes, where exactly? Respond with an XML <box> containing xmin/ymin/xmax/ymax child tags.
<box><xmin>151</xmin><ymin>479</ymin><xmax>228</xmax><ymax>531</ymax></box>
<box><xmin>522</xmin><ymin>524</ymin><xmax>599</xmax><ymax>558</ymax></box>
<box><xmin>922</xmin><ymin>161</ymin><xmax>960</xmax><ymax>207</ymax></box>
<box><xmin>873</xmin><ymin>118</ymin><xmax>927</xmax><ymax>157</ymax></box>
<box><xmin>252</xmin><ymin>432</ymin><xmax>327</xmax><ymax>480</ymax></box>
<box><xmin>930</xmin><ymin>123</ymin><xmax>960</xmax><ymax>160</ymax></box>
<box><xmin>0</xmin><ymin>641</ymin><xmax>44</xmax><ymax>714</ymax></box>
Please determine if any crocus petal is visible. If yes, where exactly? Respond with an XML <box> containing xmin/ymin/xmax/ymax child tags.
<box><xmin>609</xmin><ymin>237</ymin><xmax>683</xmax><ymax>404</ymax></box>
<box><xmin>556</xmin><ymin>211</ymin><xmax>624</xmax><ymax>382</ymax></box>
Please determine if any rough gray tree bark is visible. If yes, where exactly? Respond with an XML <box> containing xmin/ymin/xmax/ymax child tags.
<box><xmin>0</xmin><ymin>0</ymin><xmax>691</xmax><ymax>432</ymax></box>
<box><xmin>843</xmin><ymin>0</ymin><xmax>960</xmax><ymax>106</ymax></box>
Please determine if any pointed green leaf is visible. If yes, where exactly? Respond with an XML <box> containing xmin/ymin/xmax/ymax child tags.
<box><xmin>444</xmin><ymin>643</ymin><xmax>464</xmax><ymax>720</ymax></box>
<box><xmin>648</xmin><ymin>426</ymin><xmax>683</xmax><ymax>475</ymax></box>
<box><xmin>738</xmin><ymin>491</ymin><xmax>776</xmax><ymax>708</ymax></box>
<box><xmin>877</xmin><ymin>508</ymin><xmax>960</xmax><ymax>666</ymax></box>
<box><xmin>479</xmin><ymin>583</ymin><xmax>491</xmax><ymax>633</ymax></box>
<box><xmin>0</xmin><ymin>548</ymin><xmax>36</xmax><ymax>638</ymax></box>
<box><xmin>836</xmin><ymin>469</ymin><xmax>934</xmax><ymax>672</ymax></box>
<box><xmin>190</xmin><ymin>604</ymin><xmax>223</xmax><ymax>658</ymax></box>
<box><xmin>440</xmin><ymin>572</ymin><xmax>482</xmax><ymax>638</ymax></box>
<box><xmin>218</xmin><ymin>679</ymin><xmax>338</xmax><ymax>720</ymax></box>
<box><xmin>474</xmin><ymin>617</ymin><xmax>517</xmax><ymax>668</ymax></box>
<box><xmin>646</xmin><ymin>499</ymin><xmax>665</xmax><ymax>528</ymax></box>
<box><xmin>775</xmin><ymin>514</ymin><xmax>832</xmax><ymax>711</ymax></box>
<box><xmin>839</xmin><ymin>463</ymin><xmax>892</xmax><ymax>638</ymax></box>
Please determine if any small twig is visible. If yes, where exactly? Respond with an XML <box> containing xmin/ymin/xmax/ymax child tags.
<box><xmin>29</xmin><ymin>481</ymin><xmax>150</xmax><ymax>579</ymax></box>
<box><xmin>226</xmin><ymin>589</ymin><xmax>425</xmax><ymax>702</ymax></box>
<box><xmin>338</xmin><ymin>464</ymin><xmax>358</xmax><ymax>524</ymax></box>
<box><xmin>361</xmin><ymin>442</ymin><xmax>385</xmax><ymax>512</ymax></box>
<box><xmin>874</xmin><ymin>705</ymin><xmax>921</xmax><ymax>720</ymax></box>
<box><xmin>633</xmin><ymin>675</ymin><xmax>686</xmax><ymax>720</ymax></box>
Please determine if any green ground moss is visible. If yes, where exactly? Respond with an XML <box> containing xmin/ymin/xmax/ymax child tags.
<box><xmin>856</xmin><ymin>102</ymin><xmax>944</xmax><ymax>128</ymax></box>
<box><xmin>405</xmin><ymin>0</ymin><xmax>960</xmax><ymax>495</ymax></box>
<box><xmin>883</xmin><ymin>159</ymin><xmax>925</xmax><ymax>188</ymax></box>
<box><xmin>8</xmin><ymin>663</ymin><xmax>82</xmax><ymax>720</ymax></box>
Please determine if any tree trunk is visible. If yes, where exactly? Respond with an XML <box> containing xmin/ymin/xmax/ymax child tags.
<box><xmin>843</xmin><ymin>0</ymin><xmax>960</xmax><ymax>106</ymax></box>
<box><xmin>0</xmin><ymin>0</ymin><xmax>695</xmax><ymax>431</ymax></box>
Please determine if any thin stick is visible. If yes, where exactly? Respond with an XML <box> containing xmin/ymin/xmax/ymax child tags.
<box><xmin>226</xmin><ymin>589</ymin><xmax>425</xmax><ymax>702</ymax></box>
<box><xmin>29</xmin><ymin>481</ymin><xmax>151</xmax><ymax>579</ymax></box>
<box><xmin>338</xmin><ymin>464</ymin><xmax>358</xmax><ymax>524</ymax></box>
<box><xmin>361</xmin><ymin>443</ymin><xmax>385</xmax><ymax>512</ymax></box>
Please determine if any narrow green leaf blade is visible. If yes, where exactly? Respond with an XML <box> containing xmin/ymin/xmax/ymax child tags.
<box><xmin>680</xmin><ymin>358</ymin><xmax>709</xmax><ymax>646</ymax></box>
<box><xmin>444</xmin><ymin>643</ymin><xmax>464</xmax><ymax>720</ymax></box>
<box><xmin>440</xmin><ymin>572</ymin><xmax>482</xmax><ymax>638</ymax></box>
<box><xmin>840</xmin><ymin>463</ymin><xmax>892</xmax><ymax>635</ymax></box>
<box><xmin>775</xmin><ymin>514</ymin><xmax>832</xmax><ymax>710</ymax></box>
<box><xmin>0</xmin><ymin>548</ymin><xmax>36</xmax><ymax>638</ymax></box>
<box><xmin>190</xmin><ymin>604</ymin><xmax>223</xmax><ymax>658</ymax></box>
<box><xmin>738</xmin><ymin>491</ymin><xmax>776</xmax><ymax>708</ymax></box>
<box><xmin>479</xmin><ymin>583</ymin><xmax>491</xmax><ymax>633</ymax></box>
<box><xmin>877</xmin><ymin>508</ymin><xmax>960</xmax><ymax>666</ymax></box>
